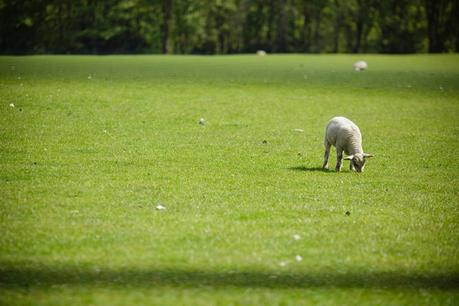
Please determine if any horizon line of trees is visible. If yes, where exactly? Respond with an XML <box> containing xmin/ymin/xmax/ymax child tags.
<box><xmin>1</xmin><ymin>0</ymin><xmax>458</xmax><ymax>55</ymax></box>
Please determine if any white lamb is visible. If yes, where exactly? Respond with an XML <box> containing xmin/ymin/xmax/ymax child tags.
<box><xmin>323</xmin><ymin>116</ymin><xmax>373</xmax><ymax>172</ymax></box>
<box><xmin>353</xmin><ymin>60</ymin><xmax>368</xmax><ymax>71</ymax></box>
<box><xmin>257</xmin><ymin>50</ymin><xmax>267</xmax><ymax>56</ymax></box>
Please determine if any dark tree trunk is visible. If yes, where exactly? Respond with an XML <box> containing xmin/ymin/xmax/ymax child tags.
<box><xmin>332</xmin><ymin>0</ymin><xmax>342</xmax><ymax>53</ymax></box>
<box><xmin>161</xmin><ymin>0</ymin><xmax>172</xmax><ymax>54</ymax></box>
<box><xmin>255</xmin><ymin>1</ymin><xmax>264</xmax><ymax>49</ymax></box>
<box><xmin>301</xmin><ymin>1</ymin><xmax>311</xmax><ymax>53</ymax></box>
<box><xmin>424</xmin><ymin>0</ymin><xmax>446</xmax><ymax>53</ymax></box>
<box><xmin>313</xmin><ymin>12</ymin><xmax>321</xmax><ymax>53</ymax></box>
<box><xmin>303</xmin><ymin>9</ymin><xmax>311</xmax><ymax>52</ymax></box>
<box><xmin>215</xmin><ymin>9</ymin><xmax>225</xmax><ymax>54</ymax></box>
<box><xmin>353</xmin><ymin>20</ymin><xmax>363</xmax><ymax>53</ymax></box>
<box><xmin>92</xmin><ymin>0</ymin><xmax>98</xmax><ymax>54</ymax></box>
<box><xmin>267</xmin><ymin>0</ymin><xmax>275</xmax><ymax>51</ymax></box>
<box><xmin>57</xmin><ymin>1</ymin><xmax>64</xmax><ymax>52</ymax></box>
<box><xmin>66</xmin><ymin>0</ymin><xmax>73</xmax><ymax>53</ymax></box>
<box><xmin>454</xmin><ymin>1</ymin><xmax>459</xmax><ymax>51</ymax></box>
<box><xmin>275</xmin><ymin>0</ymin><xmax>288</xmax><ymax>52</ymax></box>
<box><xmin>353</xmin><ymin>0</ymin><xmax>364</xmax><ymax>53</ymax></box>
<box><xmin>361</xmin><ymin>22</ymin><xmax>372</xmax><ymax>53</ymax></box>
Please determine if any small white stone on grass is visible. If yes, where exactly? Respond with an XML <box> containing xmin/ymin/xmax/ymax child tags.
<box><xmin>295</xmin><ymin>255</ymin><xmax>303</xmax><ymax>262</ymax></box>
<box><xmin>353</xmin><ymin>60</ymin><xmax>368</xmax><ymax>71</ymax></box>
<box><xmin>293</xmin><ymin>234</ymin><xmax>301</xmax><ymax>240</ymax></box>
<box><xmin>9</xmin><ymin>103</ymin><xmax>15</xmax><ymax>108</ymax></box>
<box><xmin>279</xmin><ymin>261</ymin><xmax>288</xmax><ymax>267</ymax></box>
<box><xmin>88</xmin><ymin>75</ymin><xmax>92</xmax><ymax>80</ymax></box>
<box><xmin>294</xmin><ymin>129</ymin><xmax>304</xmax><ymax>132</ymax></box>
<box><xmin>156</xmin><ymin>204</ymin><xmax>166</xmax><ymax>210</ymax></box>
<box><xmin>199</xmin><ymin>118</ymin><xmax>205</xmax><ymax>125</ymax></box>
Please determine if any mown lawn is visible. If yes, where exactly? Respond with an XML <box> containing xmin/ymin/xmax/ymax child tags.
<box><xmin>0</xmin><ymin>55</ymin><xmax>458</xmax><ymax>305</ymax></box>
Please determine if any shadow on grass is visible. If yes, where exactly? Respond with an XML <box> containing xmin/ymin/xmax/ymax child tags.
<box><xmin>1</xmin><ymin>266</ymin><xmax>458</xmax><ymax>290</ymax></box>
<box><xmin>287</xmin><ymin>166</ymin><xmax>332</xmax><ymax>173</ymax></box>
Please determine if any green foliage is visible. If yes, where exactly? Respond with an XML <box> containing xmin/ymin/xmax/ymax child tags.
<box><xmin>376</xmin><ymin>0</ymin><xmax>427</xmax><ymax>53</ymax></box>
<box><xmin>1</xmin><ymin>0</ymin><xmax>458</xmax><ymax>54</ymax></box>
<box><xmin>0</xmin><ymin>54</ymin><xmax>458</xmax><ymax>305</ymax></box>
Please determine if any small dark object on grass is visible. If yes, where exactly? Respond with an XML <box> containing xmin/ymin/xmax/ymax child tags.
<box><xmin>19</xmin><ymin>108</ymin><xmax>22</xmax><ymax>111</ymax></box>
<box><xmin>262</xmin><ymin>140</ymin><xmax>268</xmax><ymax>144</ymax></box>
<box><xmin>345</xmin><ymin>211</ymin><xmax>351</xmax><ymax>216</ymax></box>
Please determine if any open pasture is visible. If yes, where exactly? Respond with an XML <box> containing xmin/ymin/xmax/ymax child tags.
<box><xmin>0</xmin><ymin>55</ymin><xmax>458</xmax><ymax>305</ymax></box>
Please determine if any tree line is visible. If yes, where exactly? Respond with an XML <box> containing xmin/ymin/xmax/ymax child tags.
<box><xmin>1</xmin><ymin>0</ymin><xmax>458</xmax><ymax>54</ymax></box>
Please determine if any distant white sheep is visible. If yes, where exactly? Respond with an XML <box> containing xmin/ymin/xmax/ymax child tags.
<box><xmin>353</xmin><ymin>60</ymin><xmax>368</xmax><ymax>71</ymax></box>
<box><xmin>256</xmin><ymin>50</ymin><xmax>267</xmax><ymax>56</ymax></box>
<box><xmin>323</xmin><ymin>116</ymin><xmax>373</xmax><ymax>172</ymax></box>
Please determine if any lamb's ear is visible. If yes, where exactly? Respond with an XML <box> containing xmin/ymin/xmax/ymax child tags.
<box><xmin>344</xmin><ymin>155</ymin><xmax>354</xmax><ymax>160</ymax></box>
<box><xmin>364</xmin><ymin>153</ymin><xmax>374</xmax><ymax>158</ymax></box>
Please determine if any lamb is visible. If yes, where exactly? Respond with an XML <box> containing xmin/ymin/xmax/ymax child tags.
<box><xmin>322</xmin><ymin>116</ymin><xmax>373</xmax><ymax>172</ymax></box>
<box><xmin>353</xmin><ymin>60</ymin><xmax>368</xmax><ymax>71</ymax></box>
<box><xmin>256</xmin><ymin>50</ymin><xmax>267</xmax><ymax>56</ymax></box>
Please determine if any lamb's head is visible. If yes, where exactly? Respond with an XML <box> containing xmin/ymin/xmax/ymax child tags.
<box><xmin>345</xmin><ymin>153</ymin><xmax>373</xmax><ymax>172</ymax></box>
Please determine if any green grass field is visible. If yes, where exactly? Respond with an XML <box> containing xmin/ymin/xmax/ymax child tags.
<box><xmin>1</xmin><ymin>55</ymin><xmax>458</xmax><ymax>305</ymax></box>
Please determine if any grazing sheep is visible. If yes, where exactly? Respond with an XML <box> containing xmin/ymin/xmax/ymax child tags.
<box><xmin>256</xmin><ymin>50</ymin><xmax>267</xmax><ymax>56</ymax></box>
<box><xmin>353</xmin><ymin>60</ymin><xmax>368</xmax><ymax>71</ymax></box>
<box><xmin>323</xmin><ymin>116</ymin><xmax>373</xmax><ymax>172</ymax></box>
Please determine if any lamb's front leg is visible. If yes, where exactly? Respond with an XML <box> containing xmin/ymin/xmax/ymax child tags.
<box><xmin>335</xmin><ymin>147</ymin><xmax>343</xmax><ymax>172</ymax></box>
<box><xmin>350</xmin><ymin>160</ymin><xmax>355</xmax><ymax>171</ymax></box>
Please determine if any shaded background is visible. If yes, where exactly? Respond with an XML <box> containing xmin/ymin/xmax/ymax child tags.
<box><xmin>1</xmin><ymin>0</ymin><xmax>458</xmax><ymax>55</ymax></box>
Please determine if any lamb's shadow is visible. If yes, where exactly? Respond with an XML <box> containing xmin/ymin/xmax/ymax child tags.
<box><xmin>288</xmin><ymin>166</ymin><xmax>332</xmax><ymax>173</ymax></box>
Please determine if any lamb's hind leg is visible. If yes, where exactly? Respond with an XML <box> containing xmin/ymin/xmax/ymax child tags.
<box><xmin>335</xmin><ymin>147</ymin><xmax>343</xmax><ymax>172</ymax></box>
<box><xmin>323</xmin><ymin>141</ymin><xmax>331</xmax><ymax>170</ymax></box>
